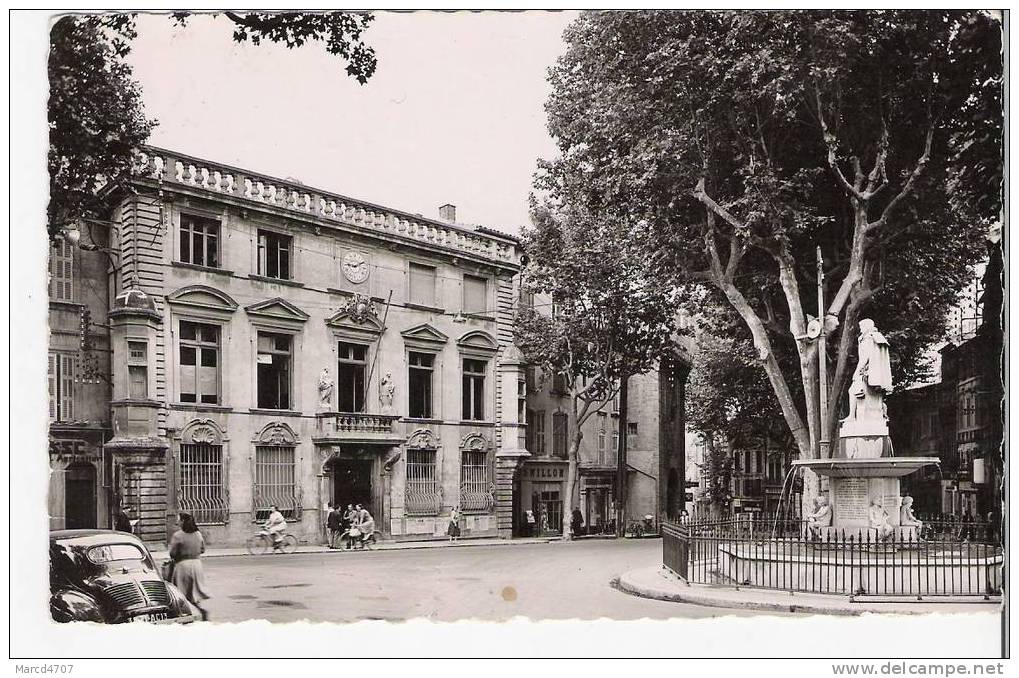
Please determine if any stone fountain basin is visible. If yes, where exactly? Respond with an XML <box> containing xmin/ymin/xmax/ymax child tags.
<box><xmin>791</xmin><ymin>457</ymin><xmax>940</xmax><ymax>478</ymax></box>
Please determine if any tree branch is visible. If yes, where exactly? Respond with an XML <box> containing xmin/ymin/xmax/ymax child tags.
<box><xmin>866</xmin><ymin>124</ymin><xmax>935</xmax><ymax>233</ymax></box>
<box><xmin>815</xmin><ymin>86</ymin><xmax>866</xmax><ymax>202</ymax></box>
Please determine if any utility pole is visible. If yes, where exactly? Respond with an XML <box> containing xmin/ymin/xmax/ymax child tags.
<box><xmin>615</xmin><ymin>374</ymin><xmax>629</xmax><ymax>537</ymax></box>
<box><xmin>817</xmin><ymin>247</ymin><xmax>830</xmax><ymax>460</ymax></box>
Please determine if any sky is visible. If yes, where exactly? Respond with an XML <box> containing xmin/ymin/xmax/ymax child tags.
<box><xmin>126</xmin><ymin>11</ymin><xmax>580</xmax><ymax>235</ymax></box>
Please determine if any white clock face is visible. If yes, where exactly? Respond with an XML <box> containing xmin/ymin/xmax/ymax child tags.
<box><xmin>341</xmin><ymin>251</ymin><xmax>369</xmax><ymax>284</ymax></box>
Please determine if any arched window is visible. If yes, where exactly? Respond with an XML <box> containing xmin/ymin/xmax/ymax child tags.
<box><xmin>459</xmin><ymin>433</ymin><xmax>493</xmax><ymax>513</ymax></box>
<box><xmin>177</xmin><ymin>419</ymin><xmax>228</xmax><ymax>524</ymax></box>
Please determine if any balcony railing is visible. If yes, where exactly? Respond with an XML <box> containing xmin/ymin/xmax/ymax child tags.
<box><xmin>334</xmin><ymin>412</ymin><xmax>399</xmax><ymax>434</ymax></box>
<box><xmin>133</xmin><ymin>148</ymin><xmax>516</xmax><ymax>264</ymax></box>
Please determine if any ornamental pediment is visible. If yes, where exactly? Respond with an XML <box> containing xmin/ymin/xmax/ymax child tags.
<box><xmin>401</xmin><ymin>323</ymin><xmax>449</xmax><ymax>346</ymax></box>
<box><xmin>245</xmin><ymin>297</ymin><xmax>310</xmax><ymax>323</ymax></box>
<box><xmin>456</xmin><ymin>330</ymin><xmax>498</xmax><ymax>353</ymax></box>
<box><xmin>326</xmin><ymin>294</ymin><xmax>385</xmax><ymax>334</ymax></box>
<box><xmin>166</xmin><ymin>285</ymin><xmax>238</xmax><ymax>313</ymax></box>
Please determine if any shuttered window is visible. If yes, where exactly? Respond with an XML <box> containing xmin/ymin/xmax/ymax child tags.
<box><xmin>552</xmin><ymin>412</ymin><xmax>568</xmax><ymax>458</ymax></box>
<box><xmin>463</xmin><ymin>275</ymin><xmax>487</xmax><ymax>314</ymax></box>
<box><xmin>49</xmin><ymin>239</ymin><xmax>73</xmax><ymax>301</ymax></box>
<box><xmin>128</xmin><ymin>340</ymin><xmax>148</xmax><ymax>400</ymax></box>
<box><xmin>49</xmin><ymin>353</ymin><xmax>76</xmax><ymax>421</ymax></box>
<box><xmin>409</xmin><ymin>263</ymin><xmax>437</xmax><ymax>307</ymax></box>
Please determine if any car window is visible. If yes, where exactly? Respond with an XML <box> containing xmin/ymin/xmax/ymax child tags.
<box><xmin>86</xmin><ymin>543</ymin><xmax>148</xmax><ymax>565</ymax></box>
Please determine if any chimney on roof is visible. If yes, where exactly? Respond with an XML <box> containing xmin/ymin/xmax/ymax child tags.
<box><xmin>439</xmin><ymin>204</ymin><xmax>456</xmax><ymax>223</ymax></box>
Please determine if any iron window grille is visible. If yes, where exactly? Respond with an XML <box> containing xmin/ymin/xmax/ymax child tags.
<box><xmin>459</xmin><ymin>450</ymin><xmax>493</xmax><ymax>513</ymax></box>
<box><xmin>258</xmin><ymin>230</ymin><xmax>291</xmax><ymax>280</ymax></box>
<box><xmin>254</xmin><ymin>445</ymin><xmax>300</xmax><ymax>521</ymax></box>
<box><xmin>462</xmin><ymin>358</ymin><xmax>487</xmax><ymax>420</ymax></box>
<box><xmin>405</xmin><ymin>448</ymin><xmax>441</xmax><ymax>515</ymax></box>
<box><xmin>50</xmin><ymin>239</ymin><xmax>73</xmax><ymax>301</ymax></box>
<box><xmin>178</xmin><ymin>443</ymin><xmax>228</xmax><ymax>524</ymax></box>
<box><xmin>179</xmin><ymin>214</ymin><xmax>219</xmax><ymax>268</ymax></box>
<box><xmin>257</xmin><ymin>332</ymin><xmax>292</xmax><ymax>410</ymax></box>
<box><xmin>408</xmin><ymin>351</ymin><xmax>434</xmax><ymax>418</ymax></box>
<box><xmin>179</xmin><ymin>321</ymin><xmax>220</xmax><ymax>404</ymax></box>
<box><xmin>337</xmin><ymin>342</ymin><xmax>367</xmax><ymax>412</ymax></box>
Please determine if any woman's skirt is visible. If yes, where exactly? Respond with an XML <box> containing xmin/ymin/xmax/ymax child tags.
<box><xmin>447</xmin><ymin>522</ymin><xmax>461</xmax><ymax>537</ymax></box>
<box><xmin>172</xmin><ymin>558</ymin><xmax>211</xmax><ymax>603</ymax></box>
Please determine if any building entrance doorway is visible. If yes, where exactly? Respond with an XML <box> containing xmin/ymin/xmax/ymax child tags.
<box><xmin>330</xmin><ymin>459</ymin><xmax>374</xmax><ymax>514</ymax></box>
<box><xmin>532</xmin><ymin>486</ymin><xmax>562</xmax><ymax>536</ymax></box>
<box><xmin>585</xmin><ymin>486</ymin><xmax>613</xmax><ymax>535</ymax></box>
<box><xmin>65</xmin><ymin>463</ymin><xmax>97</xmax><ymax>529</ymax></box>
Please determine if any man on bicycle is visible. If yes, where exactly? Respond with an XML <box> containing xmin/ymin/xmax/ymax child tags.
<box><xmin>265</xmin><ymin>505</ymin><xmax>287</xmax><ymax>547</ymax></box>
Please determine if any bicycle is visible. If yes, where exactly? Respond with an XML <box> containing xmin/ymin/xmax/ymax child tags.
<box><xmin>339</xmin><ymin>527</ymin><xmax>381</xmax><ymax>550</ymax></box>
<box><xmin>246</xmin><ymin>530</ymin><xmax>298</xmax><ymax>555</ymax></box>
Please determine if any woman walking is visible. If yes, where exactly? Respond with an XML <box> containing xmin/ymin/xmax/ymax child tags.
<box><xmin>168</xmin><ymin>513</ymin><xmax>211</xmax><ymax>621</ymax></box>
<box><xmin>447</xmin><ymin>506</ymin><xmax>461</xmax><ymax>542</ymax></box>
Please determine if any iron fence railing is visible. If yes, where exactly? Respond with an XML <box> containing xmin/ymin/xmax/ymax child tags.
<box><xmin>662</xmin><ymin>514</ymin><xmax>1003</xmax><ymax>598</ymax></box>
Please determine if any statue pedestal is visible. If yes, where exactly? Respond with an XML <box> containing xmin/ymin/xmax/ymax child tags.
<box><xmin>838</xmin><ymin>419</ymin><xmax>893</xmax><ymax>459</ymax></box>
<box><xmin>828</xmin><ymin>476</ymin><xmax>901</xmax><ymax>533</ymax></box>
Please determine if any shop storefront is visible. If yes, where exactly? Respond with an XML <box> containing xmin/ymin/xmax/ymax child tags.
<box><xmin>519</xmin><ymin>461</ymin><xmax>568</xmax><ymax>536</ymax></box>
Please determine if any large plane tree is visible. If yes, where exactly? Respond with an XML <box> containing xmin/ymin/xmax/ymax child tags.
<box><xmin>542</xmin><ymin>11</ymin><xmax>1001</xmax><ymax>502</ymax></box>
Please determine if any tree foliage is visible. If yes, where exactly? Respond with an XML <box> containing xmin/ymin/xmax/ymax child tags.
<box><xmin>48</xmin><ymin>12</ymin><xmax>377</xmax><ymax>236</ymax></box>
<box><xmin>544</xmin><ymin>11</ymin><xmax>1001</xmax><ymax>467</ymax></box>
<box><xmin>516</xmin><ymin>186</ymin><xmax>679</xmax><ymax>537</ymax></box>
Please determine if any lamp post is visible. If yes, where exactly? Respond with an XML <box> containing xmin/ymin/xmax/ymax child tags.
<box><xmin>817</xmin><ymin>246</ymin><xmax>831</xmax><ymax>461</ymax></box>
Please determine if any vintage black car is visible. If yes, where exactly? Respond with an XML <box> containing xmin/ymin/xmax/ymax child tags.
<box><xmin>50</xmin><ymin>529</ymin><xmax>199</xmax><ymax>624</ymax></box>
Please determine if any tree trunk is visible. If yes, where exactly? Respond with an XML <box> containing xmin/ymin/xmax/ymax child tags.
<box><xmin>615</xmin><ymin>374</ymin><xmax>630</xmax><ymax>537</ymax></box>
<box><xmin>562</xmin><ymin>427</ymin><xmax>584</xmax><ymax>541</ymax></box>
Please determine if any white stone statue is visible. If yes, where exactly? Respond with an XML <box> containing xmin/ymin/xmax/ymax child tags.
<box><xmin>379</xmin><ymin>372</ymin><xmax>395</xmax><ymax>413</ymax></box>
<box><xmin>868</xmin><ymin>498</ymin><xmax>894</xmax><ymax>541</ymax></box>
<box><xmin>805</xmin><ymin>496</ymin><xmax>833</xmax><ymax>539</ymax></box>
<box><xmin>846</xmin><ymin>319</ymin><xmax>894</xmax><ymax>425</ymax></box>
<box><xmin>900</xmin><ymin>496</ymin><xmax>923</xmax><ymax>532</ymax></box>
<box><xmin>318</xmin><ymin>368</ymin><xmax>334</xmax><ymax>409</ymax></box>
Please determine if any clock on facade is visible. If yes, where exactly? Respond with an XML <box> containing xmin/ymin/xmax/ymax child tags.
<box><xmin>341</xmin><ymin>251</ymin><xmax>369</xmax><ymax>284</ymax></box>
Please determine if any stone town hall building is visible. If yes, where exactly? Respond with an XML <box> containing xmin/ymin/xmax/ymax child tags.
<box><xmin>56</xmin><ymin>147</ymin><xmax>531</xmax><ymax>547</ymax></box>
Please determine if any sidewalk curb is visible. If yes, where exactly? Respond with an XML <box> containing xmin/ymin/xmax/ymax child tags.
<box><xmin>151</xmin><ymin>536</ymin><xmax>562</xmax><ymax>561</ymax></box>
<box><xmin>615</xmin><ymin>566</ymin><xmax>999</xmax><ymax>617</ymax></box>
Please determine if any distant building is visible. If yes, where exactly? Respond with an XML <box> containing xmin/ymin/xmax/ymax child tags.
<box><xmin>889</xmin><ymin>236</ymin><xmax>1003</xmax><ymax>518</ymax></box>
<box><xmin>47</xmin><ymin>225</ymin><xmax>113</xmax><ymax>531</ymax></box>
<box><xmin>523</xmin><ymin>353</ymin><xmax>690</xmax><ymax>536</ymax></box>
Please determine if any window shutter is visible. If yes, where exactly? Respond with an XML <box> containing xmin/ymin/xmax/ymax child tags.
<box><xmin>48</xmin><ymin>354</ymin><xmax>57</xmax><ymax>420</ymax></box>
<box><xmin>60</xmin><ymin>354</ymin><xmax>75</xmax><ymax>421</ymax></box>
<box><xmin>463</xmin><ymin>276</ymin><xmax>487</xmax><ymax>314</ymax></box>
<box><xmin>410</xmin><ymin>264</ymin><xmax>437</xmax><ymax>306</ymax></box>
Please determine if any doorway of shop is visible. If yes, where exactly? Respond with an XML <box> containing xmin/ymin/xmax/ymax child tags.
<box><xmin>330</xmin><ymin>459</ymin><xmax>374</xmax><ymax>514</ymax></box>
<box><xmin>532</xmin><ymin>487</ymin><xmax>563</xmax><ymax>536</ymax></box>
<box><xmin>65</xmin><ymin>463</ymin><xmax>97</xmax><ymax>529</ymax></box>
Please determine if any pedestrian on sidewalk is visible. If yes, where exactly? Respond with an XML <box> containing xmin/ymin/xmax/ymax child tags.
<box><xmin>168</xmin><ymin>513</ymin><xmax>210</xmax><ymax>621</ymax></box>
<box><xmin>524</xmin><ymin>509</ymin><xmax>536</xmax><ymax>537</ymax></box>
<box><xmin>114</xmin><ymin>505</ymin><xmax>134</xmax><ymax>533</ymax></box>
<box><xmin>343</xmin><ymin>503</ymin><xmax>357</xmax><ymax>549</ymax></box>
<box><xmin>326</xmin><ymin>503</ymin><xmax>342</xmax><ymax>548</ymax></box>
<box><xmin>570</xmin><ymin>508</ymin><xmax>584</xmax><ymax>538</ymax></box>
<box><xmin>447</xmin><ymin>506</ymin><xmax>461</xmax><ymax>542</ymax></box>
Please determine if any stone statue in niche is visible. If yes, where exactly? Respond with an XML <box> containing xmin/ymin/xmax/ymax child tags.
<box><xmin>379</xmin><ymin>372</ymin><xmax>395</xmax><ymax>414</ymax></box>
<box><xmin>845</xmin><ymin>319</ymin><xmax>894</xmax><ymax>426</ymax></box>
<box><xmin>318</xmin><ymin>368</ymin><xmax>334</xmax><ymax>410</ymax></box>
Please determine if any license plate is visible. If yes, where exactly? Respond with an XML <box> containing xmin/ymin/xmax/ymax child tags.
<box><xmin>130</xmin><ymin>612</ymin><xmax>170</xmax><ymax>622</ymax></box>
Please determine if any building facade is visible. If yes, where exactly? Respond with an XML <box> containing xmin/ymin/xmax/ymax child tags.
<box><xmin>47</xmin><ymin>225</ymin><xmax>113</xmax><ymax>531</ymax></box>
<box><xmin>99</xmin><ymin>148</ymin><xmax>527</xmax><ymax>547</ymax></box>
<box><xmin>889</xmin><ymin>236</ymin><xmax>1004</xmax><ymax>520</ymax></box>
<box><xmin>522</xmin><ymin>353</ymin><xmax>690</xmax><ymax>536</ymax></box>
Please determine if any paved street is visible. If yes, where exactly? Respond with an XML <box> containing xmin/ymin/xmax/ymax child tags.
<box><xmin>199</xmin><ymin>538</ymin><xmax>773</xmax><ymax>622</ymax></box>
